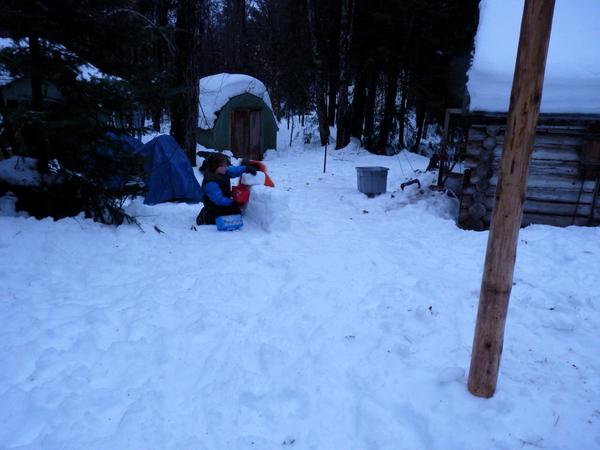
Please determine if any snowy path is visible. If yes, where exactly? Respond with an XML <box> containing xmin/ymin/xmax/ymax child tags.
<box><xmin>1</xmin><ymin>145</ymin><xmax>599</xmax><ymax>449</ymax></box>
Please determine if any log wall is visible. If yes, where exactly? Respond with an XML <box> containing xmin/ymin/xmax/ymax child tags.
<box><xmin>459</xmin><ymin>114</ymin><xmax>600</xmax><ymax>230</ymax></box>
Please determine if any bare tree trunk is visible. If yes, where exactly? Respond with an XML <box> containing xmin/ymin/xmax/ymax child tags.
<box><xmin>335</xmin><ymin>0</ymin><xmax>355</xmax><ymax>149</ymax></box>
<box><xmin>225</xmin><ymin>0</ymin><xmax>247</xmax><ymax>71</ymax></box>
<box><xmin>236</xmin><ymin>0</ymin><xmax>247</xmax><ymax>70</ymax></box>
<box><xmin>376</xmin><ymin>65</ymin><xmax>398</xmax><ymax>154</ymax></box>
<box><xmin>29</xmin><ymin>34</ymin><xmax>42</xmax><ymax>111</ymax></box>
<box><xmin>350</xmin><ymin>67</ymin><xmax>367</xmax><ymax>139</ymax></box>
<box><xmin>362</xmin><ymin>66</ymin><xmax>377</xmax><ymax>150</ymax></box>
<box><xmin>412</xmin><ymin>103</ymin><xmax>426</xmax><ymax>152</ymax></box>
<box><xmin>151</xmin><ymin>0</ymin><xmax>169</xmax><ymax>133</ymax></box>
<box><xmin>28</xmin><ymin>34</ymin><xmax>49</xmax><ymax>172</ymax></box>
<box><xmin>316</xmin><ymin>92</ymin><xmax>329</xmax><ymax>146</ymax></box>
<box><xmin>0</xmin><ymin>90</ymin><xmax>20</xmax><ymax>156</ymax></box>
<box><xmin>397</xmin><ymin>71</ymin><xmax>409</xmax><ymax>149</ymax></box>
<box><xmin>224</xmin><ymin>0</ymin><xmax>234</xmax><ymax>70</ymax></box>
<box><xmin>151</xmin><ymin>108</ymin><xmax>161</xmax><ymax>132</ymax></box>
<box><xmin>170</xmin><ymin>0</ymin><xmax>203</xmax><ymax>164</ymax></box>
<box><xmin>306</xmin><ymin>0</ymin><xmax>330</xmax><ymax>146</ymax></box>
<box><xmin>327</xmin><ymin>80</ymin><xmax>336</xmax><ymax>127</ymax></box>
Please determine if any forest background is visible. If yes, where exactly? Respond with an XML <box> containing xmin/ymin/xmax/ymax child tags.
<box><xmin>0</xmin><ymin>0</ymin><xmax>479</xmax><ymax>222</ymax></box>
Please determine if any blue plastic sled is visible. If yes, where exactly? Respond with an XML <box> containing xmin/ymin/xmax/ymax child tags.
<box><xmin>216</xmin><ymin>214</ymin><xmax>243</xmax><ymax>231</ymax></box>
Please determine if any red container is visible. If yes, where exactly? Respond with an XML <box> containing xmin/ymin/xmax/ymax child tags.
<box><xmin>231</xmin><ymin>184</ymin><xmax>250</xmax><ymax>204</ymax></box>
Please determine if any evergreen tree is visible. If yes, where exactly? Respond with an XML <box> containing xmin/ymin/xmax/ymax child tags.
<box><xmin>0</xmin><ymin>0</ymin><xmax>155</xmax><ymax>224</ymax></box>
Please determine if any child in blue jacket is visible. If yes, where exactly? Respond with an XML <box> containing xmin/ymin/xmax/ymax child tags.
<box><xmin>196</xmin><ymin>153</ymin><xmax>257</xmax><ymax>225</ymax></box>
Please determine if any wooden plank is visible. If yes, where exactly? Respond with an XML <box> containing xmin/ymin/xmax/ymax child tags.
<box><xmin>489</xmin><ymin>175</ymin><xmax>596</xmax><ymax>190</ymax></box>
<box><xmin>497</xmin><ymin>185</ymin><xmax>596</xmax><ymax>203</ymax></box>
<box><xmin>490</xmin><ymin>144</ymin><xmax>582</xmax><ymax>158</ymax></box>
<box><xmin>485</xmin><ymin>195</ymin><xmax>595</xmax><ymax>216</ymax></box>
<box><xmin>521</xmin><ymin>212</ymin><xmax>597</xmax><ymax>227</ymax></box>
<box><xmin>488</xmin><ymin>134</ymin><xmax>583</xmax><ymax>149</ymax></box>
<box><xmin>533</xmin><ymin>127</ymin><xmax>587</xmax><ymax>135</ymax></box>
<box><xmin>511</xmin><ymin>185</ymin><xmax>598</xmax><ymax>209</ymax></box>
<box><xmin>483</xmin><ymin>211</ymin><xmax>596</xmax><ymax>227</ymax></box>
<box><xmin>469</xmin><ymin>111</ymin><xmax>600</xmax><ymax>127</ymax></box>
<box><xmin>491</xmin><ymin>161</ymin><xmax>580</xmax><ymax>178</ymax></box>
<box><xmin>470</xmin><ymin>124</ymin><xmax>587</xmax><ymax>139</ymax></box>
<box><xmin>531</xmin><ymin>148</ymin><xmax>580</xmax><ymax>161</ymax></box>
<box><xmin>491</xmin><ymin>161</ymin><xmax>579</xmax><ymax>178</ymax></box>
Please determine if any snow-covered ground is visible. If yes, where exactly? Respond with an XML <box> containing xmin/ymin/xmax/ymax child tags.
<box><xmin>1</xmin><ymin>124</ymin><xmax>599</xmax><ymax>449</ymax></box>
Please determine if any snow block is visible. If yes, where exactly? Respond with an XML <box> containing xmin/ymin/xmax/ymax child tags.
<box><xmin>244</xmin><ymin>185</ymin><xmax>290</xmax><ymax>232</ymax></box>
<box><xmin>240</xmin><ymin>171</ymin><xmax>266</xmax><ymax>186</ymax></box>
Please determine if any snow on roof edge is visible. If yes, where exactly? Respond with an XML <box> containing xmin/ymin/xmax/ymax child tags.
<box><xmin>467</xmin><ymin>0</ymin><xmax>600</xmax><ymax>114</ymax></box>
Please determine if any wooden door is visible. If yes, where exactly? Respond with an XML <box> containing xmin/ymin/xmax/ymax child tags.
<box><xmin>231</xmin><ymin>109</ymin><xmax>261</xmax><ymax>160</ymax></box>
<box><xmin>231</xmin><ymin>110</ymin><xmax>249</xmax><ymax>159</ymax></box>
<box><xmin>249</xmin><ymin>110</ymin><xmax>261</xmax><ymax>160</ymax></box>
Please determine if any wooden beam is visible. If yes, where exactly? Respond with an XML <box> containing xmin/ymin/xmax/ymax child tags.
<box><xmin>437</xmin><ymin>108</ymin><xmax>463</xmax><ymax>187</ymax></box>
<box><xmin>468</xmin><ymin>0</ymin><xmax>556</xmax><ymax>398</ymax></box>
<box><xmin>468</xmin><ymin>113</ymin><xmax>600</xmax><ymax>127</ymax></box>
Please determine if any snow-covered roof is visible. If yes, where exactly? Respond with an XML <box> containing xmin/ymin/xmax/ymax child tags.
<box><xmin>198</xmin><ymin>73</ymin><xmax>273</xmax><ymax>129</ymax></box>
<box><xmin>467</xmin><ymin>0</ymin><xmax>600</xmax><ymax>114</ymax></box>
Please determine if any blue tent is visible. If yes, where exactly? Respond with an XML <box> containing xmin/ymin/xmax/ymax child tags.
<box><xmin>139</xmin><ymin>135</ymin><xmax>202</xmax><ymax>205</ymax></box>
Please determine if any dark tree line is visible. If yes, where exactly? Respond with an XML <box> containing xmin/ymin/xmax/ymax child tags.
<box><xmin>195</xmin><ymin>0</ymin><xmax>479</xmax><ymax>153</ymax></box>
<box><xmin>0</xmin><ymin>0</ymin><xmax>479</xmax><ymax>222</ymax></box>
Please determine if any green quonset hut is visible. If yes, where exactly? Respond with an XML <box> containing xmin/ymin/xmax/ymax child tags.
<box><xmin>197</xmin><ymin>73</ymin><xmax>278</xmax><ymax>160</ymax></box>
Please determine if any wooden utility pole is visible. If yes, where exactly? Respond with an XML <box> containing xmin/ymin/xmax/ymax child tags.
<box><xmin>468</xmin><ymin>0</ymin><xmax>555</xmax><ymax>398</ymax></box>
